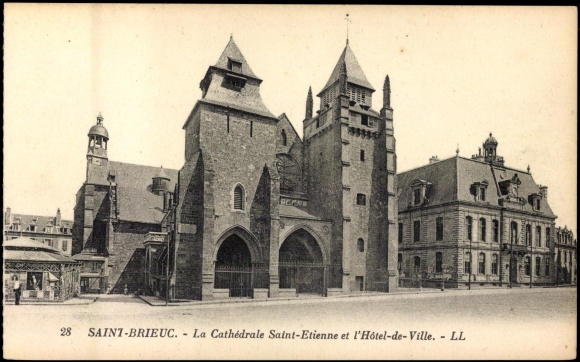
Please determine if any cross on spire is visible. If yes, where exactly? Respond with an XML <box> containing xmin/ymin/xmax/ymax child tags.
<box><xmin>345</xmin><ymin>14</ymin><xmax>351</xmax><ymax>45</ymax></box>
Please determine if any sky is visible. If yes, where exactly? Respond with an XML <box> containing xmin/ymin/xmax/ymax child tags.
<box><xmin>3</xmin><ymin>5</ymin><xmax>577</xmax><ymax>236</ymax></box>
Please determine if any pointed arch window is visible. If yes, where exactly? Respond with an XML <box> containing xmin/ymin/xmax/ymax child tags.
<box><xmin>233</xmin><ymin>184</ymin><xmax>245</xmax><ymax>210</ymax></box>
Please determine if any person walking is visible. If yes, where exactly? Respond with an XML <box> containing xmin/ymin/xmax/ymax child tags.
<box><xmin>13</xmin><ymin>276</ymin><xmax>21</xmax><ymax>305</ymax></box>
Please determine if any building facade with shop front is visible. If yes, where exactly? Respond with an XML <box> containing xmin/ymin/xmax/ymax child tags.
<box><xmin>4</xmin><ymin>237</ymin><xmax>80</xmax><ymax>303</ymax></box>
<box><xmin>397</xmin><ymin>135</ymin><xmax>557</xmax><ymax>288</ymax></box>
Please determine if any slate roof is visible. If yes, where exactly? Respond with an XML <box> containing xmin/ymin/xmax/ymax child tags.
<box><xmin>4</xmin><ymin>237</ymin><xmax>77</xmax><ymax>263</ymax></box>
<box><xmin>107</xmin><ymin>161</ymin><xmax>179</xmax><ymax>224</ymax></box>
<box><xmin>398</xmin><ymin>156</ymin><xmax>555</xmax><ymax>217</ymax></box>
<box><xmin>5</xmin><ymin>212</ymin><xmax>73</xmax><ymax>234</ymax></box>
<box><xmin>280</xmin><ymin>205</ymin><xmax>324</xmax><ymax>220</ymax></box>
<box><xmin>213</xmin><ymin>36</ymin><xmax>260</xmax><ymax>80</ymax></box>
<box><xmin>319</xmin><ymin>44</ymin><xmax>375</xmax><ymax>96</ymax></box>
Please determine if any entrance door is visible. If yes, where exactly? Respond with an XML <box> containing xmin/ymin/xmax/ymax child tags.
<box><xmin>279</xmin><ymin>229</ymin><xmax>325</xmax><ymax>295</ymax></box>
<box><xmin>214</xmin><ymin>234</ymin><xmax>253</xmax><ymax>298</ymax></box>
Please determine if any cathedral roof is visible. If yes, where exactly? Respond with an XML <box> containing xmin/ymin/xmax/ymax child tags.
<box><xmin>86</xmin><ymin>161</ymin><xmax>178</xmax><ymax>224</ymax></box>
<box><xmin>398</xmin><ymin>156</ymin><xmax>556</xmax><ymax>217</ymax></box>
<box><xmin>319</xmin><ymin>44</ymin><xmax>375</xmax><ymax>96</ymax></box>
<box><xmin>213</xmin><ymin>36</ymin><xmax>260</xmax><ymax>80</ymax></box>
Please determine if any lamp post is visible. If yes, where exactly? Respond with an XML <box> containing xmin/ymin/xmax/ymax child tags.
<box><xmin>529</xmin><ymin>240</ymin><xmax>533</xmax><ymax>289</ymax></box>
<box><xmin>468</xmin><ymin>237</ymin><xmax>472</xmax><ymax>290</ymax></box>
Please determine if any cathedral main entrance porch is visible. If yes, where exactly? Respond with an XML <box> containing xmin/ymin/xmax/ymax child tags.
<box><xmin>279</xmin><ymin>229</ymin><xmax>327</xmax><ymax>297</ymax></box>
<box><xmin>213</xmin><ymin>233</ymin><xmax>268</xmax><ymax>299</ymax></box>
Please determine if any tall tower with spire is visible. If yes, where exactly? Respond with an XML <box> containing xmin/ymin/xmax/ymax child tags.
<box><xmin>175</xmin><ymin>36</ymin><xmax>280</xmax><ymax>300</ymax></box>
<box><xmin>303</xmin><ymin>42</ymin><xmax>397</xmax><ymax>292</ymax></box>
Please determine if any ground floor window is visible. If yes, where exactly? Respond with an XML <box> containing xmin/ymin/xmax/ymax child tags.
<box><xmin>491</xmin><ymin>254</ymin><xmax>498</xmax><ymax>275</ymax></box>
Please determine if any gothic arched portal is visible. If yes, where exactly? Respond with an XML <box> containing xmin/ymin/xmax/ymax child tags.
<box><xmin>279</xmin><ymin>228</ymin><xmax>325</xmax><ymax>295</ymax></box>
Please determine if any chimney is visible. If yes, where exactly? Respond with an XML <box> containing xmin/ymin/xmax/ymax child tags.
<box><xmin>56</xmin><ymin>208</ymin><xmax>62</xmax><ymax>226</ymax></box>
<box><xmin>429</xmin><ymin>155</ymin><xmax>440</xmax><ymax>164</ymax></box>
<box><xmin>4</xmin><ymin>207</ymin><xmax>11</xmax><ymax>226</ymax></box>
<box><xmin>539</xmin><ymin>185</ymin><xmax>548</xmax><ymax>200</ymax></box>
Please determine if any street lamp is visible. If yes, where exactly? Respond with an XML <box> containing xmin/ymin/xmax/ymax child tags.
<box><xmin>468</xmin><ymin>236</ymin><xmax>472</xmax><ymax>290</ymax></box>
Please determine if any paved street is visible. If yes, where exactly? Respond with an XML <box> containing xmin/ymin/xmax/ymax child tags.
<box><xmin>3</xmin><ymin>287</ymin><xmax>576</xmax><ymax>360</ymax></box>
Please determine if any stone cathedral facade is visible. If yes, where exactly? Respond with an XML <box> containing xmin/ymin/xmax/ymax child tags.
<box><xmin>73</xmin><ymin>37</ymin><xmax>398</xmax><ymax>300</ymax></box>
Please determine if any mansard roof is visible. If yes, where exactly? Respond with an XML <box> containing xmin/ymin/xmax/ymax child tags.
<box><xmin>5</xmin><ymin>211</ymin><xmax>73</xmax><ymax>232</ymax></box>
<box><xmin>318</xmin><ymin>44</ymin><xmax>375</xmax><ymax>96</ymax></box>
<box><xmin>398</xmin><ymin>156</ymin><xmax>556</xmax><ymax>217</ymax></box>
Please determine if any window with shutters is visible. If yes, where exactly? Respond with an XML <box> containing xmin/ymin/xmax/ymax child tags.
<box><xmin>233</xmin><ymin>184</ymin><xmax>245</xmax><ymax>210</ymax></box>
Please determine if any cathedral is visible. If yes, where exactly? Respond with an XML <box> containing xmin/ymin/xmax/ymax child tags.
<box><xmin>72</xmin><ymin>37</ymin><xmax>398</xmax><ymax>300</ymax></box>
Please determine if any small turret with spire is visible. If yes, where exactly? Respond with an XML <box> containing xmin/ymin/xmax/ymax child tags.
<box><xmin>305</xmin><ymin>86</ymin><xmax>313</xmax><ymax>119</ymax></box>
<box><xmin>383</xmin><ymin>75</ymin><xmax>391</xmax><ymax>109</ymax></box>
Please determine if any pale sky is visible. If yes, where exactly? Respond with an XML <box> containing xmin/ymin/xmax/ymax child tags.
<box><xmin>3</xmin><ymin>5</ymin><xmax>577</xmax><ymax>236</ymax></box>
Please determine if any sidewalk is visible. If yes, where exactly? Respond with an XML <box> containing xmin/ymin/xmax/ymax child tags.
<box><xmin>4</xmin><ymin>293</ymin><xmax>99</xmax><ymax>306</ymax></box>
<box><xmin>137</xmin><ymin>287</ymin><xmax>450</xmax><ymax>307</ymax></box>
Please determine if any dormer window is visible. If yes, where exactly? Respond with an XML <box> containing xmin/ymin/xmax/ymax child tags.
<box><xmin>410</xmin><ymin>180</ymin><xmax>432</xmax><ymax>207</ymax></box>
<box><xmin>227</xmin><ymin>59</ymin><xmax>242</xmax><ymax>73</ymax></box>
<box><xmin>29</xmin><ymin>224</ymin><xmax>36</xmax><ymax>232</ymax></box>
<box><xmin>528</xmin><ymin>193</ymin><xmax>542</xmax><ymax>212</ymax></box>
<box><xmin>471</xmin><ymin>181</ymin><xmax>489</xmax><ymax>202</ymax></box>
<box><xmin>413</xmin><ymin>189</ymin><xmax>421</xmax><ymax>206</ymax></box>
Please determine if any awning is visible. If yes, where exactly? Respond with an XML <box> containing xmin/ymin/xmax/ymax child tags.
<box><xmin>48</xmin><ymin>272</ymin><xmax>59</xmax><ymax>282</ymax></box>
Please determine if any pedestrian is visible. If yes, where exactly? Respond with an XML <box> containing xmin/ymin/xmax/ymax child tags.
<box><xmin>13</xmin><ymin>276</ymin><xmax>21</xmax><ymax>305</ymax></box>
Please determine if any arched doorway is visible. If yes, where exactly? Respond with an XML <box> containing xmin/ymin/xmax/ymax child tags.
<box><xmin>279</xmin><ymin>229</ymin><xmax>326</xmax><ymax>295</ymax></box>
<box><xmin>214</xmin><ymin>234</ymin><xmax>252</xmax><ymax>297</ymax></box>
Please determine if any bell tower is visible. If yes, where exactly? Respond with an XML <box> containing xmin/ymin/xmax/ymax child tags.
<box><xmin>86</xmin><ymin>113</ymin><xmax>109</xmax><ymax>181</ymax></box>
<box><xmin>304</xmin><ymin>41</ymin><xmax>396</xmax><ymax>292</ymax></box>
